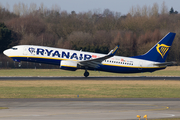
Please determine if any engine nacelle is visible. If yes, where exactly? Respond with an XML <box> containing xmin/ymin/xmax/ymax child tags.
<box><xmin>60</xmin><ymin>60</ymin><xmax>78</xmax><ymax>71</ymax></box>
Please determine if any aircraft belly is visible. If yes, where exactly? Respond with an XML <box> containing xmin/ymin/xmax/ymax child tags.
<box><xmin>99</xmin><ymin>64</ymin><xmax>165</xmax><ymax>73</ymax></box>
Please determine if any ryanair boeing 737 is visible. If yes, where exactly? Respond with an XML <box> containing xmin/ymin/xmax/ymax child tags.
<box><xmin>3</xmin><ymin>32</ymin><xmax>176</xmax><ymax>77</ymax></box>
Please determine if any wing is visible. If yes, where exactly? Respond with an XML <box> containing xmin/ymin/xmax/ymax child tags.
<box><xmin>78</xmin><ymin>45</ymin><xmax>119</xmax><ymax>68</ymax></box>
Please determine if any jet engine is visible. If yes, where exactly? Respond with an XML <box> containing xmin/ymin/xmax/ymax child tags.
<box><xmin>60</xmin><ymin>60</ymin><xmax>78</xmax><ymax>71</ymax></box>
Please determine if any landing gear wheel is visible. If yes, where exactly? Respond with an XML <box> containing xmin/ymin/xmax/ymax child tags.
<box><xmin>84</xmin><ymin>71</ymin><xmax>89</xmax><ymax>77</ymax></box>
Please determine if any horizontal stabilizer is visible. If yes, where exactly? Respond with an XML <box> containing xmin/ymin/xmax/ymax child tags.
<box><xmin>154</xmin><ymin>61</ymin><xmax>177</xmax><ymax>66</ymax></box>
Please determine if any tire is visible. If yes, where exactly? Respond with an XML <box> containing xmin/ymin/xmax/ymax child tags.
<box><xmin>84</xmin><ymin>71</ymin><xmax>89</xmax><ymax>77</ymax></box>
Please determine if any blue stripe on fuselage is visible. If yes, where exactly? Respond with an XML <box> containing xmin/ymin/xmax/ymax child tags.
<box><xmin>99</xmin><ymin>64</ymin><xmax>165</xmax><ymax>73</ymax></box>
<box><xmin>11</xmin><ymin>56</ymin><xmax>165</xmax><ymax>73</ymax></box>
<box><xmin>11</xmin><ymin>57</ymin><xmax>61</xmax><ymax>65</ymax></box>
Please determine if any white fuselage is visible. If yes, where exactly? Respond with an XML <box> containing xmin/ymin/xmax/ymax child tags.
<box><xmin>3</xmin><ymin>45</ymin><xmax>165</xmax><ymax>73</ymax></box>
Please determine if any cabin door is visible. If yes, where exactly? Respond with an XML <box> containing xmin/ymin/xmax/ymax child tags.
<box><xmin>139</xmin><ymin>61</ymin><xmax>143</xmax><ymax>70</ymax></box>
<box><xmin>23</xmin><ymin>47</ymin><xmax>28</xmax><ymax>55</ymax></box>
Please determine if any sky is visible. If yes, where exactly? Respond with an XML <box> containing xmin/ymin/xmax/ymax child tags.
<box><xmin>0</xmin><ymin>0</ymin><xmax>179</xmax><ymax>15</ymax></box>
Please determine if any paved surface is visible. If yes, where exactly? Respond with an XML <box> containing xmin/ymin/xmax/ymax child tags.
<box><xmin>0</xmin><ymin>98</ymin><xmax>180</xmax><ymax>120</ymax></box>
<box><xmin>0</xmin><ymin>76</ymin><xmax>180</xmax><ymax>80</ymax></box>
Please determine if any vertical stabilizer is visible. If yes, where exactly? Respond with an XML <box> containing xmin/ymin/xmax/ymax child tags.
<box><xmin>132</xmin><ymin>32</ymin><xmax>176</xmax><ymax>62</ymax></box>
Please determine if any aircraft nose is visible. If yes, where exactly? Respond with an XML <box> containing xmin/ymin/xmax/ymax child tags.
<box><xmin>3</xmin><ymin>49</ymin><xmax>11</xmax><ymax>56</ymax></box>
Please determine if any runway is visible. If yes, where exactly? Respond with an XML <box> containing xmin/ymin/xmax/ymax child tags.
<box><xmin>0</xmin><ymin>77</ymin><xmax>180</xmax><ymax>120</ymax></box>
<box><xmin>0</xmin><ymin>98</ymin><xmax>180</xmax><ymax>120</ymax></box>
<box><xmin>0</xmin><ymin>76</ymin><xmax>180</xmax><ymax>80</ymax></box>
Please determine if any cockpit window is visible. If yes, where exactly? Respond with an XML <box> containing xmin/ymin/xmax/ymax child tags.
<box><xmin>11</xmin><ymin>48</ymin><xmax>18</xmax><ymax>50</ymax></box>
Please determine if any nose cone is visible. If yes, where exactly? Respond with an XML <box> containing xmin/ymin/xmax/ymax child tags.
<box><xmin>3</xmin><ymin>49</ymin><xmax>11</xmax><ymax>57</ymax></box>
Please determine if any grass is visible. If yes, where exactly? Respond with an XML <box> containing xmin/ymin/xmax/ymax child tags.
<box><xmin>0</xmin><ymin>107</ymin><xmax>8</xmax><ymax>109</ymax></box>
<box><xmin>0</xmin><ymin>66</ymin><xmax>180</xmax><ymax>77</ymax></box>
<box><xmin>0</xmin><ymin>80</ymin><xmax>180</xmax><ymax>98</ymax></box>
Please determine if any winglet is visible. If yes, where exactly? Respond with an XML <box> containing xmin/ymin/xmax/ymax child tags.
<box><xmin>108</xmin><ymin>45</ymin><xmax>119</xmax><ymax>56</ymax></box>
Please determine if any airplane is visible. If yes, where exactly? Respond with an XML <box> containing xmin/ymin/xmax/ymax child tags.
<box><xmin>3</xmin><ymin>32</ymin><xmax>176</xmax><ymax>77</ymax></box>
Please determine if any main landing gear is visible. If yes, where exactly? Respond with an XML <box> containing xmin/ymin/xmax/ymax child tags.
<box><xmin>84</xmin><ymin>69</ymin><xmax>89</xmax><ymax>77</ymax></box>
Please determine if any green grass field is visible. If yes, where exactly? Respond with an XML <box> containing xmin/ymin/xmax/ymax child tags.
<box><xmin>0</xmin><ymin>66</ymin><xmax>180</xmax><ymax>77</ymax></box>
<box><xmin>0</xmin><ymin>80</ymin><xmax>180</xmax><ymax>98</ymax></box>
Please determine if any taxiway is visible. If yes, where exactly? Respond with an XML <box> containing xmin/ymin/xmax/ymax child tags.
<box><xmin>0</xmin><ymin>98</ymin><xmax>180</xmax><ymax>120</ymax></box>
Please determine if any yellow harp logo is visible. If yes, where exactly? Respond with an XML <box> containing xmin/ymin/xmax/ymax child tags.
<box><xmin>156</xmin><ymin>44</ymin><xmax>171</xmax><ymax>58</ymax></box>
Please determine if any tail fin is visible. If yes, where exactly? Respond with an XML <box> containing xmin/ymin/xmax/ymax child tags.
<box><xmin>132</xmin><ymin>32</ymin><xmax>176</xmax><ymax>62</ymax></box>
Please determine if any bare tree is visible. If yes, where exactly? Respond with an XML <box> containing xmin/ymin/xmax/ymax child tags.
<box><xmin>13</xmin><ymin>3</ymin><xmax>20</xmax><ymax>16</ymax></box>
<box><xmin>135</xmin><ymin>5</ymin><xmax>141</xmax><ymax>16</ymax></box>
<box><xmin>161</xmin><ymin>1</ymin><xmax>168</xmax><ymax>15</ymax></box>
<box><xmin>0</xmin><ymin>2</ymin><xmax>3</xmax><ymax>10</ymax></box>
<box><xmin>51</xmin><ymin>4</ymin><xmax>61</xmax><ymax>13</ymax></box>
<box><xmin>151</xmin><ymin>3</ymin><xmax>159</xmax><ymax>17</ymax></box>
<box><xmin>141</xmin><ymin>5</ymin><xmax>148</xmax><ymax>17</ymax></box>
<box><xmin>21</xmin><ymin>3</ymin><xmax>29</xmax><ymax>16</ymax></box>
<box><xmin>6</xmin><ymin>3</ymin><xmax>10</xmax><ymax>11</ymax></box>
<box><xmin>39</xmin><ymin>3</ymin><xmax>44</xmax><ymax>14</ymax></box>
<box><xmin>129</xmin><ymin>6</ymin><xmax>135</xmax><ymax>16</ymax></box>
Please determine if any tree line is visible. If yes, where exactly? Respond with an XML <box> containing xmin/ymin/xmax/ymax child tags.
<box><xmin>0</xmin><ymin>2</ymin><xmax>180</xmax><ymax>68</ymax></box>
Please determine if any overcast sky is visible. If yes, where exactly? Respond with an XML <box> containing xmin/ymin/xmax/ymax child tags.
<box><xmin>0</xmin><ymin>0</ymin><xmax>179</xmax><ymax>15</ymax></box>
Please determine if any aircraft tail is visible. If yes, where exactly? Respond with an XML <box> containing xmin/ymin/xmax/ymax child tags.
<box><xmin>132</xmin><ymin>32</ymin><xmax>176</xmax><ymax>62</ymax></box>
